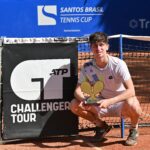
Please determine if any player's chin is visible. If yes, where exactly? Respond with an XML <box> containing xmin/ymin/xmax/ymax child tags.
<box><xmin>96</xmin><ymin>54</ymin><xmax>103</xmax><ymax>58</ymax></box>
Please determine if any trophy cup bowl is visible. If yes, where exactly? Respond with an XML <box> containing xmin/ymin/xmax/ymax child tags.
<box><xmin>81</xmin><ymin>81</ymin><xmax>103</xmax><ymax>104</ymax></box>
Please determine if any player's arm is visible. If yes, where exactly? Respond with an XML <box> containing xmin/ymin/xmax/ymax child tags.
<box><xmin>109</xmin><ymin>59</ymin><xmax>135</xmax><ymax>104</ymax></box>
<box><xmin>75</xmin><ymin>66</ymin><xmax>88</xmax><ymax>102</ymax></box>
<box><xmin>108</xmin><ymin>77</ymin><xmax>135</xmax><ymax>105</ymax></box>
<box><xmin>97</xmin><ymin>78</ymin><xmax>135</xmax><ymax>108</ymax></box>
<box><xmin>74</xmin><ymin>84</ymin><xmax>85</xmax><ymax>102</ymax></box>
<box><xmin>98</xmin><ymin>60</ymin><xmax>135</xmax><ymax>108</ymax></box>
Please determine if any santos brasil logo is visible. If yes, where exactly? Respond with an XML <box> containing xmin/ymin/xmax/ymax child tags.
<box><xmin>10</xmin><ymin>59</ymin><xmax>70</xmax><ymax>101</ymax></box>
<box><xmin>37</xmin><ymin>5</ymin><xmax>57</xmax><ymax>25</ymax></box>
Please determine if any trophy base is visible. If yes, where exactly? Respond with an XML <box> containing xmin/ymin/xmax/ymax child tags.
<box><xmin>84</xmin><ymin>98</ymin><xmax>99</xmax><ymax>104</ymax></box>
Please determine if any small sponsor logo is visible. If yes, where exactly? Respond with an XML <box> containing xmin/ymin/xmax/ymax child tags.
<box><xmin>37</xmin><ymin>5</ymin><xmax>57</xmax><ymax>25</ymax></box>
<box><xmin>129</xmin><ymin>19</ymin><xmax>150</xmax><ymax>29</ymax></box>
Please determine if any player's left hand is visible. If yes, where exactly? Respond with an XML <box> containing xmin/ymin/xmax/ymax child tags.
<box><xmin>97</xmin><ymin>99</ymin><xmax>111</xmax><ymax>109</ymax></box>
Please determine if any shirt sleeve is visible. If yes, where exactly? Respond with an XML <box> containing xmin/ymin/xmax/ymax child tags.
<box><xmin>78</xmin><ymin>67</ymin><xmax>86</xmax><ymax>84</ymax></box>
<box><xmin>117</xmin><ymin>60</ymin><xmax>131</xmax><ymax>82</ymax></box>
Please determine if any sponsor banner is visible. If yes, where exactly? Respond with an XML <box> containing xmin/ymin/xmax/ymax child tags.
<box><xmin>0</xmin><ymin>0</ymin><xmax>150</xmax><ymax>37</ymax></box>
<box><xmin>2</xmin><ymin>43</ymin><xmax>78</xmax><ymax>139</ymax></box>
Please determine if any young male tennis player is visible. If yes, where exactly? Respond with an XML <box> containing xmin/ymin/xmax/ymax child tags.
<box><xmin>70</xmin><ymin>32</ymin><xmax>142</xmax><ymax>146</ymax></box>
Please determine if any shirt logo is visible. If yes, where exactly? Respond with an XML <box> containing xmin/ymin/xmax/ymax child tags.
<box><xmin>108</xmin><ymin>75</ymin><xmax>113</xmax><ymax>79</ymax></box>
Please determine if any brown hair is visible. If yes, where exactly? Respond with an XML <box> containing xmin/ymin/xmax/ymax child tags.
<box><xmin>89</xmin><ymin>32</ymin><xmax>108</xmax><ymax>44</ymax></box>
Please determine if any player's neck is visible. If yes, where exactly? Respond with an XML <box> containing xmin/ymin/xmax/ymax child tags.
<box><xmin>95</xmin><ymin>54</ymin><xmax>109</xmax><ymax>68</ymax></box>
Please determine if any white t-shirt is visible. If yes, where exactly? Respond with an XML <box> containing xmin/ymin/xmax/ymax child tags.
<box><xmin>78</xmin><ymin>55</ymin><xmax>131</xmax><ymax>98</ymax></box>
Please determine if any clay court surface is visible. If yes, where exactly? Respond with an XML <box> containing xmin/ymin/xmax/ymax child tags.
<box><xmin>0</xmin><ymin>127</ymin><xmax>150</xmax><ymax>150</ymax></box>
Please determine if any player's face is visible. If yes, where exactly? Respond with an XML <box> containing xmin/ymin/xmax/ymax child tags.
<box><xmin>91</xmin><ymin>42</ymin><xmax>109</xmax><ymax>58</ymax></box>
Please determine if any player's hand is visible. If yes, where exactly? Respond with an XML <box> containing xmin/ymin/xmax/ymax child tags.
<box><xmin>79</xmin><ymin>100</ymin><xmax>88</xmax><ymax>109</ymax></box>
<box><xmin>97</xmin><ymin>99</ymin><xmax>111</xmax><ymax>109</ymax></box>
<box><xmin>79</xmin><ymin>100</ymin><xmax>92</xmax><ymax>111</ymax></box>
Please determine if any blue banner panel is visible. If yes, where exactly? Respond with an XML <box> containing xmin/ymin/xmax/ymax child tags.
<box><xmin>0</xmin><ymin>0</ymin><xmax>150</xmax><ymax>37</ymax></box>
<box><xmin>2</xmin><ymin>43</ymin><xmax>78</xmax><ymax>140</ymax></box>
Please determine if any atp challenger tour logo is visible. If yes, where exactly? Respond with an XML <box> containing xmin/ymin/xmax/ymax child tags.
<box><xmin>11</xmin><ymin>59</ymin><xmax>70</xmax><ymax>100</ymax></box>
<box><xmin>10</xmin><ymin>59</ymin><xmax>71</xmax><ymax>123</ymax></box>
